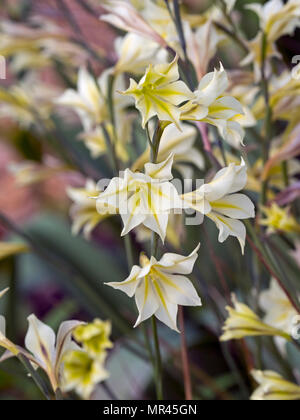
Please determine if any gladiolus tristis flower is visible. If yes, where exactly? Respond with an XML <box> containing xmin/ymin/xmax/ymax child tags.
<box><xmin>260</xmin><ymin>203</ymin><xmax>300</xmax><ymax>234</ymax></box>
<box><xmin>247</xmin><ymin>0</ymin><xmax>300</xmax><ymax>44</ymax></box>
<box><xmin>62</xmin><ymin>350</ymin><xmax>109</xmax><ymax>400</ymax></box>
<box><xmin>114</xmin><ymin>33</ymin><xmax>167</xmax><ymax>75</ymax></box>
<box><xmin>122</xmin><ymin>57</ymin><xmax>193</xmax><ymax>128</ymax></box>
<box><xmin>251</xmin><ymin>370</ymin><xmax>300</xmax><ymax>400</ymax></box>
<box><xmin>1</xmin><ymin>315</ymin><xmax>83</xmax><ymax>392</ymax></box>
<box><xmin>67</xmin><ymin>179</ymin><xmax>111</xmax><ymax>239</ymax></box>
<box><xmin>259</xmin><ymin>278</ymin><xmax>299</xmax><ymax>334</ymax></box>
<box><xmin>180</xmin><ymin>64</ymin><xmax>245</xmax><ymax>147</ymax></box>
<box><xmin>182</xmin><ymin>159</ymin><xmax>255</xmax><ymax>253</ymax></box>
<box><xmin>131</xmin><ymin>123</ymin><xmax>204</xmax><ymax>177</ymax></box>
<box><xmin>101</xmin><ymin>0</ymin><xmax>168</xmax><ymax>48</ymax></box>
<box><xmin>220</xmin><ymin>295</ymin><xmax>291</xmax><ymax>342</ymax></box>
<box><xmin>73</xmin><ymin>320</ymin><xmax>113</xmax><ymax>358</ymax></box>
<box><xmin>96</xmin><ymin>154</ymin><xmax>183</xmax><ymax>242</ymax></box>
<box><xmin>56</xmin><ymin>68</ymin><xmax>129</xmax><ymax>133</ymax></box>
<box><xmin>106</xmin><ymin>245</ymin><xmax>201</xmax><ymax>332</ymax></box>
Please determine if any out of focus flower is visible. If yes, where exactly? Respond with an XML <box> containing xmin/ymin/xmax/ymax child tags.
<box><xmin>9</xmin><ymin>160</ymin><xmax>68</xmax><ymax>187</ymax></box>
<box><xmin>107</xmin><ymin>245</ymin><xmax>201</xmax><ymax>331</ymax></box>
<box><xmin>132</xmin><ymin>123</ymin><xmax>204</xmax><ymax>177</ymax></box>
<box><xmin>101</xmin><ymin>0</ymin><xmax>167</xmax><ymax>47</ymax></box>
<box><xmin>122</xmin><ymin>57</ymin><xmax>193</xmax><ymax>128</ymax></box>
<box><xmin>114</xmin><ymin>32</ymin><xmax>168</xmax><ymax>76</ymax></box>
<box><xmin>242</xmin><ymin>0</ymin><xmax>300</xmax><ymax>80</ymax></box>
<box><xmin>0</xmin><ymin>289</ymin><xmax>19</xmax><ymax>356</ymax></box>
<box><xmin>67</xmin><ymin>179</ymin><xmax>111</xmax><ymax>238</ymax></box>
<box><xmin>185</xmin><ymin>21</ymin><xmax>225</xmax><ymax>81</ymax></box>
<box><xmin>73</xmin><ymin>320</ymin><xmax>113</xmax><ymax>358</ymax></box>
<box><xmin>0</xmin><ymin>242</ymin><xmax>28</xmax><ymax>261</ymax></box>
<box><xmin>220</xmin><ymin>295</ymin><xmax>291</xmax><ymax>341</ymax></box>
<box><xmin>251</xmin><ymin>370</ymin><xmax>300</xmax><ymax>400</ymax></box>
<box><xmin>182</xmin><ymin>159</ymin><xmax>255</xmax><ymax>253</ymax></box>
<box><xmin>96</xmin><ymin>154</ymin><xmax>183</xmax><ymax>242</ymax></box>
<box><xmin>180</xmin><ymin>64</ymin><xmax>245</xmax><ymax>148</ymax></box>
<box><xmin>260</xmin><ymin>203</ymin><xmax>300</xmax><ymax>234</ymax></box>
<box><xmin>259</xmin><ymin>279</ymin><xmax>298</xmax><ymax>335</ymax></box>
<box><xmin>62</xmin><ymin>350</ymin><xmax>109</xmax><ymax>400</ymax></box>
<box><xmin>247</xmin><ymin>0</ymin><xmax>300</xmax><ymax>43</ymax></box>
<box><xmin>56</xmin><ymin>67</ymin><xmax>108</xmax><ymax>132</ymax></box>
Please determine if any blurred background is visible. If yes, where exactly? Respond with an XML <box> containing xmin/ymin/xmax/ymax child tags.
<box><xmin>0</xmin><ymin>0</ymin><xmax>299</xmax><ymax>400</ymax></box>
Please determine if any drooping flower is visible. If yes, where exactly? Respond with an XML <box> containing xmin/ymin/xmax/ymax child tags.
<box><xmin>180</xmin><ymin>64</ymin><xmax>245</xmax><ymax>147</ymax></box>
<box><xmin>251</xmin><ymin>370</ymin><xmax>300</xmax><ymax>400</ymax></box>
<box><xmin>220</xmin><ymin>295</ymin><xmax>291</xmax><ymax>342</ymax></box>
<box><xmin>182</xmin><ymin>159</ymin><xmax>255</xmax><ymax>253</ymax></box>
<box><xmin>96</xmin><ymin>154</ymin><xmax>183</xmax><ymax>242</ymax></box>
<box><xmin>67</xmin><ymin>179</ymin><xmax>112</xmax><ymax>239</ymax></box>
<box><xmin>259</xmin><ymin>278</ymin><xmax>299</xmax><ymax>334</ymax></box>
<box><xmin>106</xmin><ymin>245</ymin><xmax>201</xmax><ymax>332</ymax></box>
<box><xmin>122</xmin><ymin>57</ymin><xmax>193</xmax><ymax>128</ymax></box>
<box><xmin>260</xmin><ymin>203</ymin><xmax>300</xmax><ymax>235</ymax></box>
<box><xmin>131</xmin><ymin>122</ymin><xmax>204</xmax><ymax>177</ymax></box>
<box><xmin>73</xmin><ymin>320</ymin><xmax>113</xmax><ymax>358</ymax></box>
<box><xmin>62</xmin><ymin>350</ymin><xmax>109</xmax><ymax>400</ymax></box>
<box><xmin>1</xmin><ymin>314</ymin><xmax>83</xmax><ymax>392</ymax></box>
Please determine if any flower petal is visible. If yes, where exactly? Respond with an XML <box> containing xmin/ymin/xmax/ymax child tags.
<box><xmin>211</xmin><ymin>193</ymin><xmax>255</xmax><ymax>219</ymax></box>
<box><xmin>105</xmin><ymin>265</ymin><xmax>142</xmax><ymax>297</ymax></box>
<box><xmin>134</xmin><ymin>278</ymin><xmax>159</xmax><ymax>327</ymax></box>
<box><xmin>157</xmin><ymin>244</ymin><xmax>201</xmax><ymax>274</ymax></box>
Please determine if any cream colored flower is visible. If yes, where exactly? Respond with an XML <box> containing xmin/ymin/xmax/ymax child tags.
<box><xmin>56</xmin><ymin>67</ymin><xmax>107</xmax><ymax>132</ymax></box>
<box><xmin>122</xmin><ymin>57</ymin><xmax>193</xmax><ymax>128</ymax></box>
<box><xmin>251</xmin><ymin>370</ymin><xmax>300</xmax><ymax>400</ymax></box>
<box><xmin>182</xmin><ymin>159</ymin><xmax>255</xmax><ymax>253</ymax></box>
<box><xmin>96</xmin><ymin>154</ymin><xmax>183</xmax><ymax>242</ymax></box>
<box><xmin>101</xmin><ymin>0</ymin><xmax>167</xmax><ymax>47</ymax></box>
<box><xmin>260</xmin><ymin>203</ymin><xmax>300</xmax><ymax>235</ymax></box>
<box><xmin>220</xmin><ymin>295</ymin><xmax>291</xmax><ymax>342</ymax></box>
<box><xmin>67</xmin><ymin>179</ymin><xmax>112</xmax><ymax>239</ymax></box>
<box><xmin>259</xmin><ymin>279</ymin><xmax>299</xmax><ymax>335</ymax></box>
<box><xmin>106</xmin><ymin>245</ymin><xmax>201</xmax><ymax>332</ymax></box>
<box><xmin>62</xmin><ymin>350</ymin><xmax>109</xmax><ymax>400</ymax></box>
<box><xmin>56</xmin><ymin>68</ymin><xmax>130</xmax><ymax>132</ymax></box>
<box><xmin>180</xmin><ymin>64</ymin><xmax>245</xmax><ymax>147</ymax></box>
<box><xmin>114</xmin><ymin>32</ymin><xmax>168</xmax><ymax>76</ymax></box>
<box><xmin>73</xmin><ymin>320</ymin><xmax>113</xmax><ymax>358</ymax></box>
<box><xmin>247</xmin><ymin>0</ymin><xmax>300</xmax><ymax>43</ymax></box>
<box><xmin>131</xmin><ymin>122</ymin><xmax>204</xmax><ymax>176</ymax></box>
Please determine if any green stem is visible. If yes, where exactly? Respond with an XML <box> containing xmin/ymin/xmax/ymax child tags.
<box><xmin>18</xmin><ymin>354</ymin><xmax>52</xmax><ymax>400</ymax></box>
<box><xmin>260</xmin><ymin>32</ymin><xmax>273</xmax><ymax>205</ymax></box>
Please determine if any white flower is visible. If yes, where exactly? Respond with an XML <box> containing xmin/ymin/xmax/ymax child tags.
<box><xmin>114</xmin><ymin>33</ymin><xmax>168</xmax><ymax>75</ymax></box>
<box><xmin>180</xmin><ymin>64</ymin><xmax>245</xmax><ymax>147</ymax></box>
<box><xmin>251</xmin><ymin>370</ymin><xmax>300</xmax><ymax>400</ymax></box>
<box><xmin>259</xmin><ymin>278</ymin><xmax>299</xmax><ymax>334</ymax></box>
<box><xmin>56</xmin><ymin>68</ymin><xmax>130</xmax><ymax>132</ymax></box>
<box><xmin>96</xmin><ymin>154</ymin><xmax>183</xmax><ymax>242</ymax></box>
<box><xmin>106</xmin><ymin>245</ymin><xmax>202</xmax><ymax>332</ymax></box>
<box><xmin>182</xmin><ymin>159</ymin><xmax>255</xmax><ymax>253</ymax></box>
<box><xmin>1</xmin><ymin>314</ymin><xmax>83</xmax><ymax>392</ymax></box>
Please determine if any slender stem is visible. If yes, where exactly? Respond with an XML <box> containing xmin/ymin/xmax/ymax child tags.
<box><xmin>151</xmin><ymin>316</ymin><xmax>163</xmax><ymax>400</ymax></box>
<box><xmin>260</xmin><ymin>32</ymin><xmax>273</xmax><ymax>205</ymax></box>
<box><xmin>148</xmin><ymin>118</ymin><xmax>165</xmax><ymax>400</ymax></box>
<box><xmin>178</xmin><ymin>307</ymin><xmax>193</xmax><ymax>400</ymax></box>
<box><xmin>18</xmin><ymin>354</ymin><xmax>52</xmax><ymax>400</ymax></box>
